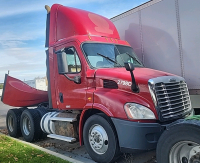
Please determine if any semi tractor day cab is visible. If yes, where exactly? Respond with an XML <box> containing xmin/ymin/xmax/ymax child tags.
<box><xmin>1</xmin><ymin>4</ymin><xmax>194</xmax><ymax>163</ymax></box>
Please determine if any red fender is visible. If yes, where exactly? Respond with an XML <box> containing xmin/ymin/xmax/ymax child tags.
<box><xmin>79</xmin><ymin>103</ymin><xmax>113</xmax><ymax>145</ymax></box>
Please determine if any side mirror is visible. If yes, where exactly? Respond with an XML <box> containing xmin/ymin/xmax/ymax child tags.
<box><xmin>56</xmin><ymin>50</ymin><xmax>68</xmax><ymax>74</ymax></box>
<box><xmin>124</xmin><ymin>62</ymin><xmax>134</xmax><ymax>71</ymax></box>
<box><xmin>56</xmin><ymin>49</ymin><xmax>82</xmax><ymax>84</ymax></box>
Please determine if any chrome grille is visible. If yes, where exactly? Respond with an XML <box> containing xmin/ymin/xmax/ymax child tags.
<box><xmin>149</xmin><ymin>76</ymin><xmax>192</xmax><ymax>122</ymax></box>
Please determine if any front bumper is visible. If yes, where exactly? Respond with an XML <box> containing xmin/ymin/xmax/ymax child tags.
<box><xmin>111</xmin><ymin>118</ymin><xmax>165</xmax><ymax>153</ymax></box>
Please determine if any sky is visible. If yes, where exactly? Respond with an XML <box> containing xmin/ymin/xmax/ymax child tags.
<box><xmin>0</xmin><ymin>0</ymin><xmax>149</xmax><ymax>83</ymax></box>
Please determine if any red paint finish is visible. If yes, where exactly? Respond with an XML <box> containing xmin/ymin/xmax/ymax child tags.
<box><xmin>53</xmin><ymin>41</ymin><xmax>88</xmax><ymax>110</ymax></box>
<box><xmin>79</xmin><ymin>109</ymin><xmax>87</xmax><ymax>145</ymax></box>
<box><xmin>1</xmin><ymin>75</ymin><xmax>48</xmax><ymax>107</ymax></box>
<box><xmin>49</xmin><ymin>4</ymin><xmax>120</xmax><ymax>46</ymax></box>
<box><xmin>94</xmin><ymin>68</ymin><xmax>174</xmax><ymax>120</ymax></box>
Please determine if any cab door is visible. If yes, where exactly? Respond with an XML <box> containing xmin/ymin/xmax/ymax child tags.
<box><xmin>54</xmin><ymin>41</ymin><xmax>87</xmax><ymax>110</ymax></box>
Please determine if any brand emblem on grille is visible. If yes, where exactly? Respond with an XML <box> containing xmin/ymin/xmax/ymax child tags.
<box><xmin>169</xmin><ymin>78</ymin><xmax>176</xmax><ymax>82</ymax></box>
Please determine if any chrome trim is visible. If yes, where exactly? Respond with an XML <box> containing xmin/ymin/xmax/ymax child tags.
<box><xmin>148</xmin><ymin>76</ymin><xmax>185</xmax><ymax>85</ymax></box>
<box><xmin>148</xmin><ymin>76</ymin><xmax>192</xmax><ymax>121</ymax></box>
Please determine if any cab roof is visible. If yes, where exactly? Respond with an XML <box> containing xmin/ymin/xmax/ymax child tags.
<box><xmin>49</xmin><ymin>4</ymin><xmax>120</xmax><ymax>46</ymax></box>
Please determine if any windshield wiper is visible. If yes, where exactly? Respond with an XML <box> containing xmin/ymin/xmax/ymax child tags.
<box><xmin>97</xmin><ymin>53</ymin><xmax>119</xmax><ymax>65</ymax></box>
<box><xmin>126</xmin><ymin>52</ymin><xmax>141</xmax><ymax>65</ymax></box>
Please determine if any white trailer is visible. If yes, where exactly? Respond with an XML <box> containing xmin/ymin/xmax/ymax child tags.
<box><xmin>111</xmin><ymin>0</ymin><xmax>200</xmax><ymax>109</ymax></box>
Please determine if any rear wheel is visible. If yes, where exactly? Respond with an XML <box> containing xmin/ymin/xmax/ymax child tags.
<box><xmin>83</xmin><ymin>114</ymin><xmax>120</xmax><ymax>163</ymax></box>
<box><xmin>36</xmin><ymin>107</ymin><xmax>48</xmax><ymax>139</ymax></box>
<box><xmin>20</xmin><ymin>109</ymin><xmax>42</xmax><ymax>142</ymax></box>
<box><xmin>6</xmin><ymin>109</ymin><xmax>22</xmax><ymax>137</ymax></box>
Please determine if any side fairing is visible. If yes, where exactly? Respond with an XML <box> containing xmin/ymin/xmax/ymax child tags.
<box><xmin>1</xmin><ymin>74</ymin><xmax>48</xmax><ymax>107</ymax></box>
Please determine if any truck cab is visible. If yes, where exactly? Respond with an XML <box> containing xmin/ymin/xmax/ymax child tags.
<box><xmin>1</xmin><ymin>4</ymin><xmax>194</xmax><ymax>163</ymax></box>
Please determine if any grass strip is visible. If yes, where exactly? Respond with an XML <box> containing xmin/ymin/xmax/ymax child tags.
<box><xmin>0</xmin><ymin>134</ymin><xmax>70</xmax><ymax>163</ymax></box>
<box><xmin>186</xmin><ymin>115</ymin><xmax>200</xmax><ymax>120</ymax></box>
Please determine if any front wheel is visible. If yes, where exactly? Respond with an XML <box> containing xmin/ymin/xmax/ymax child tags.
<box><xmin>156</xmin><ymin>120</ymin><xmax>200</xmax><ymax>163</ymax></box>
<box><xmin>83</xmin><ymin>114</ymin><xmax>120</xmax><ymax>163</ymax></box>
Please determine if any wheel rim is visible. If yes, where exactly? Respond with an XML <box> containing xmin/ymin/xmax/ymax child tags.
<box><xmin>88</xmin><ymin>124</ymin><xmax>108</xmax><ymax>155</ymax></box>
<box><xmin>169</xmin><ymin>141</ymin><xmax>200</xmax><ymax>163</ymax></box>
<box><xmin>8</xmin><ymin>115</ymin><xmax>14</xmax><ymax>132</ymax></box>
<box><xmin>23</xmin><ymin>116</ymin><xmax>31</xmax><ymax>136</ymax></box>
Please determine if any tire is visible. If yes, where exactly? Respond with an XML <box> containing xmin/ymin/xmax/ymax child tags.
<box><xmin>156</xmin><ymin>120</ymin><xmax>200</xmax><ymax>163</ymax></box>
<box><xmin>36</xmin><ymin>107</ymin><xmax>48</xmax><ymax>139</ymax></box>
<box><xmin>6</xmin><ymin>109</ymin><xmax>23</xmax><ymax>138</ymax></box>
<box><xmin>19</xmin><ymin>107</ymin><xmax>28</xmax><ymax>112</ymax></box>
<box><xmin>20</xmin><ymin>109</ymin><xmax>42</xmax><ymax>142</ymax></box>
<box><xmin>36</xmin><ymin>107</ymin><xmax>48</xmax><ymax>117</ymax></box>
<box><xmin>83</xmin><ymin>114</ymin><xmax>120</xmax><ymax>163</ymax></box>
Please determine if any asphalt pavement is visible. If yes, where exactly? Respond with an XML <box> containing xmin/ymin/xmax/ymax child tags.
<box><xmin>0</xmin><ymin>100</ymin><xmax>12</xmax><ymax>129</ymax></box>
<box><xmin>0</xmin><ymin>101</ymin><xmax>156</xmax><ymax>163</ymax></box>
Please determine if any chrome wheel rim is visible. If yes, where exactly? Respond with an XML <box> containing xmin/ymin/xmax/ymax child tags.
<box><xmin>8</xmin><ymin>115</ymin><xmax>14</xmax><ymax>132</ymax></box>
<box><xmin>89</xmin><ymin>124</ymin><xmax>108</xmax><ymax>155</ymax></box>
<box><xmin>23</xmin><ymin>116</ymin><xmax>31</xmax><ymax>136</ymax></box>
<box><xmin>169</xmin><ymin>141</ymin><xmax>200</xmax><ymax>163</ymax></box>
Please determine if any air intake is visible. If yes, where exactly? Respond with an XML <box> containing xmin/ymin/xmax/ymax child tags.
<box><xmin>103</xmin><ymin>80</ymin><xmax>118</xmax><ymax>89</ymax></box>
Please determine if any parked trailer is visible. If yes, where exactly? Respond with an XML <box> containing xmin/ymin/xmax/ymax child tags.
<box><xmin>111</xmin><ymin>0</ymin><xmax>200</xmax><ymax>110</ymax></box>
<box><xmin>1</xmin><ymin>3</ymin><xmax>194</xmax><ymax>163</ymax></box>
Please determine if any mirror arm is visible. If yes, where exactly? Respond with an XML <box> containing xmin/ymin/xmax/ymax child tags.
<box><xmin>63</xmin><ymin>74</ymin><xmax>81</xmax><ymax>84</ymax></box>
<box><xmin>130</xmin><ymin>71</ymin><xmax>139</xmax><ymax>92</ymax></box>
<box><xmin>124</xmin><ymin>62</ymin><xmax>139</xmax><ymax>93</ymax></box>
<box><xmin>64</xmin><ymin>74</ymin><xmax>74</xmax><ymax>81</ymax></box>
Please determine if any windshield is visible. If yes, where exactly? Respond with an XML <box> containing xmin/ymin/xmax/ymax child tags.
<box><xmin>82</xmin><ymin>43</ymin><xmax>143</xmax><ymax>68</ymax></box>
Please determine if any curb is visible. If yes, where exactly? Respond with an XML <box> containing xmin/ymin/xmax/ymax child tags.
<box><xmin>0</xmin><ymin>133</ymin><xmax>94</xmax><ymax>163</ymax></box>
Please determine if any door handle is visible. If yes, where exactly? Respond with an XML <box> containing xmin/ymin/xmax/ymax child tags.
<box><xmin>59</xmin><ymin>92</ymin><xmax>63</xmax><ymax>103</ymax></box>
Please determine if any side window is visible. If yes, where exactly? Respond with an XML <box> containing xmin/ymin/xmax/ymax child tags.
<box><xmin>64</xmin><ymin>47</ymin><xmax>81</xmax><ymax>73</ymax></box>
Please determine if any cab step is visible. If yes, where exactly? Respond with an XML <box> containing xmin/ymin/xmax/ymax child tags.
<box><xmin>47</xmin><ymin>134</ymin><xmax>76</xmax><ymax>142</ymax></box>
<box><xmin>49</xmin><ymin>117</ymin><xmax>76</xmax><ymax>122</ymax></box>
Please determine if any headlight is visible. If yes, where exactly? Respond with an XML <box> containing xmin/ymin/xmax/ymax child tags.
<box><xmin>124</xmin><ymin>103</ymin><xmax>156</xmax><ymax>119</ymax></box>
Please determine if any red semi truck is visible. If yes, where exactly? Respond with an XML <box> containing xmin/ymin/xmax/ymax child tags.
<box><xmin>1</xmin><ymin>4</ymin><xmax>194</xmax><ymax>163</ymax></box>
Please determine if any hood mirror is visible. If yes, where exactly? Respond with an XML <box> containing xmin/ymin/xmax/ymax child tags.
<box><xmin>124</xmin><ymin>62</ymin><xmax>139</xmax><ymax>93</ymax></box>
<box><xmin>124</xmin><ymin>62</ymin><xmax>135</xmax><ymax>71</ymax></box>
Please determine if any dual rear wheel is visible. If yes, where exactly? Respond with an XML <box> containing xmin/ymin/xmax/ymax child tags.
<box><xmin>6</xmin><ymin>108</ymin><xmax>47</xmax><ymax>142</ymax></box>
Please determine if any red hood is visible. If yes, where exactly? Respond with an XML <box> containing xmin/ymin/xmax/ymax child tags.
<box><xmin>93</xmin><ymin>67</ymin><xmax>175</xmax><ymax>120</ymax></box>
<box><xmin>95</xmin><ymin>67</ymin><xmax>174</xmax><ymax>85</ymax></box>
